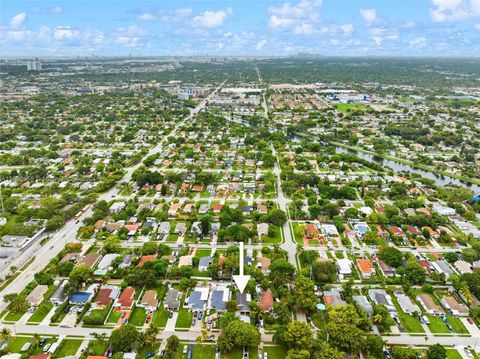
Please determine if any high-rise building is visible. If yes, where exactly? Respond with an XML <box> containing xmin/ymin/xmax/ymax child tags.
<box><xmin>26</xmin><ymin>58</ymin><xmax>42</xmax><ymax>71</ymax></box>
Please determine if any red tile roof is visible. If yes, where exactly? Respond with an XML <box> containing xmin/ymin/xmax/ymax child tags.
<box><xmin>118</xmin><ymin>286</ymin><xmax>135</xmax><ymax>308</ymax></box>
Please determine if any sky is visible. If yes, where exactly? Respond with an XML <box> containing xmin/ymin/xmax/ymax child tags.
<box><xmin>1</xmin><ymin>0</ymin><xmax>480</xmax><ymax>57</ymax></box>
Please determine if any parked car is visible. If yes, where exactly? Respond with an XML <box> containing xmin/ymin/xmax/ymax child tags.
<box><xmin>183</xmin><ymin>345</ymin><xmax>188</xmax><ymax>354</ymax></box>
<box><xmin>146</xmin><ymin>351</ymin><xmax>155</xmax><ymax>358</ymax></box>
<box><xmin>243</xmin><ymin>346</ymin><xmax>249</xmax><ymax>359</ymax></box>
<box><xmin>43</xmin><ymin>344</ymin><xmax>51</xmax><ymax>353</ymax></box>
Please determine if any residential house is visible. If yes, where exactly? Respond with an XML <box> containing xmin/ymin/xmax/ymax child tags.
<box><xmin>378</xmin><ymin>260</ymin><xmax>395</xmax><ymax>277</ymax></box>
<box><xmin>236</xmin><ymin>293</ymin><xmax>251</xmax><ymax>315</ymax></box>
<box><xmin>26</xmin><ymin>285</ymin><xmax>48</xmax><ymax>306</ymax></box>
<box><xmin>168</xmin><ymin>203</ymin><xmax>181</xmax><ymax>217</ymax></box>
<box><xmin>395</xmin><ymin>291</ymin><xmax>420</xmax><ymax>315</ymax></box>
<box><xmin>116</xmin><ymin>286</ymin><xmax>135</xmax><ymax>311</ymax></box>
<box><xmin>139</xmin><ymin>290</ymin><xmax>158</xmax><ymax>312</ymax></box>
<box><xmin>198</xmin><ymin>256</ymin><xmax>212</xmax><ymax>271</ymax></box>
<box><xmin>353</xmin><ymin>295</ymin><xmax>373</xmax><ymax>314</ymax></box>
<box><xmin>357</xmin><ymin>259</ymin><xmax>374</xmax><ymax>278</ymax></box>
<box><xmin>441</xmin><ymin>296</ymin><xmax>469</xmax><ymax>317</ymax></box>
<box><xmin>324</xmin><ymin>290</ymin><xmax>347</xmax><ymax>307</ymax></box>
<box><xmin>188</xmin><ymin>287</ymin><xmax>209</xmax><ymax>310</ymax></box>
<box><xmin>119</xmin><ymin>254</ymin><xmax>134</xmax><ymax>269</ymax></box>
<box><xmin>433</xmin><ymin>260</ymin><xmax>455</xmax><ymax>277</ymax></box>
<box><xmin>257</xmin><ymin>223</ymin><xmax>269</xmax><ymax>239</ymax></box>
<box><xmin>164</xmin><ymin>288</ymin><xmax>181</xmax><ymax>311</ymax></box>
<box><xmin>369</xmin><ymin>289</ymin><xmax>395</xmax><ymax>312</ymax></box>
<box><xmin>337</xmin><ymin>258</ymin><xmax>352</xmax><ymax>276</ymax></box>
<box><xmin>454</xmin><ymin>260</ymin><xmax>473</xmax><ymax>274</ymax></box>
<box><xmin>416</xmin><ymin>294</ymin><xmax>445</xmax><ymax>316</ymax></box>
<box><xmin>257</xmin><ymin>257</ymin><xmax>271</xmax><ymax>274</ymax></box>
<box><xmin>50</xmin><ymin>280</ymin><xmax>68</xmax><ymax>305</ymax></box>
<box><xmin>178</xmin><ymin>255</ymin><xmax>193</xmax><ymax>267</ymax></box>
<box><xmin>78</xmin><ymin>253</ymin><xmax>101</xmax><ymax>269</ymax></box>
<box><xmin>210</xmin><ymin>286</ymin><xmax>230</xmax><ymax>312</ymax></box>
<box><xmin>139</xmin><ymin>254</ymin><xmax>157</xmax><ymax>267</ymax></box>
<box><xmin>259</xmin><ymin>290</ymin><xmax>273</xmax><ymax>311</ymax></box>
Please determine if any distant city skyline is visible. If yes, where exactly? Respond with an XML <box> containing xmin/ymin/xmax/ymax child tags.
<box><xmin>1</xmin><ymin>0</ymin><xmax>480</xmax><ymax>56</ymax></box>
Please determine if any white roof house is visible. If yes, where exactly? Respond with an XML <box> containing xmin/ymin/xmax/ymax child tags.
<box><xmin>395</xmin><ymin>291</ymin><xmax>420</xmax><ymax>315</ymax></box>
<box><xmin>320</xmin><ymin>223</ymin><xmax>339</xmax><ymax>236</ymax></box>
<box><xmin>337</xmin><ymin>258</ymin><xmax>352</xmax><ymax>276</ymax></box>
<box><xmin>432</xmin><ymin>204</ymin><xmax>455</xmax><ymax>216</ymax></box>
<box><xmin>454</xmin><ymin>260</ymin><xmax>473</xmax><ymax>274</ymax></box>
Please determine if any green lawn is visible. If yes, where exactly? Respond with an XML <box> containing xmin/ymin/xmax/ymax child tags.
<box><xmin>129</xmin><ymin>306</ymin><xmax>147</xmax><ymax>326</ymax></box>
<box><xmin>29</xmin><ymin>301</ymin><xmax>53</xmax><ymax>323</ymax></box>
<box><xmin>7</xmin><ymin>337</ymin><xmax>32</xmax><ymax>352</ymax></box>
<box><xmin>192</xmin><ymin>344</ymin><xmax>216</xmax><ymax>359</ymax></box>
<box><xmin>153</xmin><ymin>307</ymin><xmax>170</xmax><ymax>327</ymax></box>
<box><xmin>4</xmin><ymin>310</ymin><xmax>24</xmax><ymax>322</ymax></box>
<box><xmin>87</xmin><ymin>341</ymin><xmax>107</xmax><ymax>356</ymax></box>
<box><xmin>263</xmin><ymin>346</ymin><xmax>287</xmax><ymax>359</ymax></box>
<box><xmin>54</xmin><ymin>339</ymin><xmax>82</xmax><ymax>357</ymax></box>
<box><xmin>106</xmin><ymin>309</ymin><xmax>121</xmax><ymax>324</ymax></box>
<box><xmin>223</xmin><ymin>346</ymin><xmax>257</xmax><ymax>359</ymax></box>
<box><xmin>397</xmin><ymin>312</ymin><xmax>424</xmax><ymax>333</ymax></box>
<box><xmin>447</xmin><ymin>316</ymin><xmax>469</xmax><ymax>334</ymax></box>
<box><xmin>446</xmin><ymin>349</ymin><xmax>463</xmax><ymax>359</ymax></box>
<box><xmin>175</xmin><ymin>307</ymin><xmax>193</xmax><ymax>329</ymax></box>
<box><xmin>427</xmin><ymin>316</ymin><xmax>450</xmax><ymax>333</ymax></box>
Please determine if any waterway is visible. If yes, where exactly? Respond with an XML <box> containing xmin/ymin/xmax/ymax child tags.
<box><xmin>335</xmin><ymin>146</ymin><xmax>480</xmax><ymax>193</ymax></box>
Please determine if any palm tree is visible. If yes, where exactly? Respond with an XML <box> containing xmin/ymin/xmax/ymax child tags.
<box><xmin>0</xmin><ymin>328</ymin><xmax>12</xmax><ymax>342</ymax></box>
<box><xmin>145</xmin><ymin>325</ymin><xmax>159</xmax><ymax>346</ymax></box>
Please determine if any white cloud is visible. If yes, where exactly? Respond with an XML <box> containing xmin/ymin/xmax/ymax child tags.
<box><xmin>429</xmin><ymin>0</ymin><xmax>480</xmax><ymax>22</ymax></box>
<box><xmin>173</xmin><ymin>8</ymin><xmax>193</xmax><ymax>17</ymax></box>
<box><xmin>51</xmin><ymin>6</ymin><xmax>63</xmax><ymax>14</ymax></box>
<box><xmin>115</xmin><ymin>36</ymin><xmax>139</xmax><ymax>47</ymax></box>
<box><xmin>409</xmin><ymin>36</ymin><xmax>427</xmax><ymax>49</ymax></box>
<box><xmin>54</xmin><ymin>26</ymin><xmax>77</xmax><ymax>40</ymax></box>
<box><xmin>10</xmin><ymin>12</ymin><xmax>27</xmax><ymax>28</ymax></box>
<box><xmin>475</xmin><ymin>23</ymin><xmax>480</xmax><ymax>30</ymax></box>
<box><xmin>340</xmin><ymin>24</ymin><xmax>354</xmax><ymax>35</ymax></box>
<box><xmin>267</xmin><ymin>0</ymin><xmax>324</xmax><ymax>34</ymax></box>
<box><xmin>138</xmin><ymin>13</ymin><xmax>156</xmax><ymax>21</ymax></box>
<box><xmin>113</xmin><ymin>25</ymin><xmax>147</xmax><ymax>47</ymax></box>
<box><xmin>192</xmin><ymin>8</ymin><xmax>232</xmax><ymax>28</ymax></box>
<box><xmin>256</xmin><ymin>39</ymin><xmax>267</xmax><ymax>50</ymax></box>
<box><xmin>269</xmin><ymin>0</ymin><xmax>322</xmax><ymax>18</ymax></box>
<box><xmin>268</xmin><ymin>15</ymin><xmax>294</xmax><ymax>29</ymax></box>
<box><xmin>360</xmin><ymin>9</ymin><xmax>377</xmax><ymax>25</ymax></box>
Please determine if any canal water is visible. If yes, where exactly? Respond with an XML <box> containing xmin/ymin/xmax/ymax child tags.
<box><xmin>335</xmin><ymin>146</ymin><xmax>480</xmax><ymax>193</ymax></box>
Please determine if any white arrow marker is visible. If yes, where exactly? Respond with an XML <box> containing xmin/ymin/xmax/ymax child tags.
<box><xmin>233</xmin><ymin>241</ymin><xmax>251</xmax><ymax>294</ymax></box>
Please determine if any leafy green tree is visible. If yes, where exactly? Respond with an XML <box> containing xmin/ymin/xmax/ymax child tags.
<box><xmin>69</xmin><ymin>265</ymin><xmax>93</xmax><ymax>289</ymax></box>
<box><xmin>427</xmin><ymin>344</ymin><xmax>446</xmax><ymax>359</ymax></box>
<box><xmin>295</xmin><ymin>276</ymin><xmax>318</xmax><ymax>311</ymax></box>
<box><xmin>405</xmin><ymin>260</ymin><xmax>426</xmax><ymax>285</ymax></box>
<box><xmin>270</xmin><ymin>259</ymin><xmax>295</xmax><ymax>284</ymax></box>
<box><xmin>365</xmin><ymin>334</ymin><xmax>386</xmax><ymax>358</ymax></box>
<box><xmin>268</xmin><ymin>209</ymin><xmax>287</xmax><ymax>226</ymax></box>
<box><xmin>277</xmin><ymin>320</ymin><xmax>313</xmax><ymax>350</ymax></box>
<box><xmin>109</xmin><ymin>325</ymin><xmax>140</xmax><ymax>352</ymax></box>
<box><xmin>378</xmin><ymin>246</ymin><xmax>403</xmax><ymax>267</ymax></box>
<box><xmin>164</xmin><ymin>335</ymin><xmax>180</xmax><ymax>359</ymax></box>
<box><xmin>314</xmin><ymin>343</ymin><xmax>344</xmax><ymax>359</ymax></box>
<box><xmin>286</xmin><ymin>349</ymin><xmax>310</xmax><ymax>359</ymax></box>
<box><xmin>218</xmin><ymin>321</ymin><xmax>260</xmax><ymax>353</ymax></box>
<box><xmin>311</xmin><ymin>260</ymin><xmax>337</xmax><ymax>283</ymax></box>
<box><xmin>372</xmin><ymin>304</ymin><xmax>394</xmax><ymax>332</ymax></box>
<box><xmin>327</xmin><ymin>304</ymin><xmax>366</xmax><ymax>353</ymax></box>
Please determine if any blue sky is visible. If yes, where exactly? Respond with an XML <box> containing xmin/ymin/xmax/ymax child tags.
<box><xmin>1</xmin><ymin>0</ymin><xmax>480</xmax><ymax>56</ymax></box>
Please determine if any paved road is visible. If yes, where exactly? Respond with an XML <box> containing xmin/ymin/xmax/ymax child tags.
<box><xmin>0</xmin><ymin>81</ymin><xmax>226</xmax><ymax>313</ymax></box>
